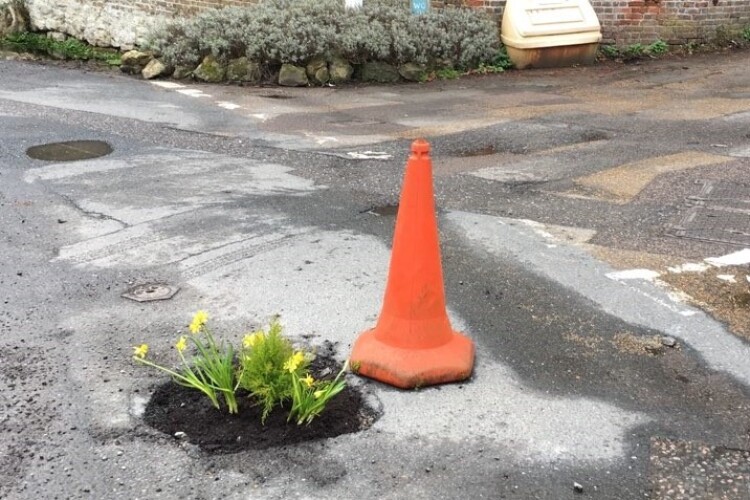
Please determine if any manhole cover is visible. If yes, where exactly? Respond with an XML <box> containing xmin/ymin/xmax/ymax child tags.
<box><xmin>26</xmin><ymin>140</ymin><xmax>113</xmax><ymax>162</ymax></box>
<box><xmin>668</xmin><ymin>180</ymin><xmax>750</xmax><ymax>246</ymax></box>
<box><xmin>122</xmin><ymin>283</ymin><xmax>179</xmax><ymax>302</ymax></box>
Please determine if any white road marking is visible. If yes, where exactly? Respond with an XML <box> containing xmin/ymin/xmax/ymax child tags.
<box><xmin>606</xmin><ymin>269</ymin><xmax>660</xmax><ymax>281</ymax></box>
<box><xmin>150</xmin><ymin>81</ymin><xmax>186</xmax><ymax>89</ymax></box>
<box><xmin>217</xmin><ymin>101</ymin><xmax>242</xmax><ymax>110</ymax></box>
<box><xmin>346</xmin><ymin>151</ymin><xmax>393</xmax><ymax>160</ymax></box>
<box><xmin>705</xmin><ymin>248</ymin><xmax>750</xmax><ymax>267</ymax></box>
<box><xmin>717</xmin><ymin>274</ymin><xmax>737</xmax><ymax>283</ymax></box>
<box><xmin>177</xmin><ymin>88</ymin><xmax>212</xmax><ymax>98</ymax></box>
<box><xmin>668</xmin><ymin>262</ymin><xmax>710</xmax><ymax>273</ymax></box>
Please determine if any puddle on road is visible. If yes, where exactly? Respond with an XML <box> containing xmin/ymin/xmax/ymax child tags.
<box><xmin>260</xmin><ymin>93</ymin><xmax>293</xmax><ymax>100</ymax></box>
<box><xmin>26</xmin><ymin>140</ymin><xmax>113</xmax><ymax>162</ymax></box>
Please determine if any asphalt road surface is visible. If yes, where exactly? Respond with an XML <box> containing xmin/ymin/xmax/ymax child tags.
<box><xmin>1</xmin><ymin>50</ymin><xmax>750</xmax><ymax>499</ymax></box>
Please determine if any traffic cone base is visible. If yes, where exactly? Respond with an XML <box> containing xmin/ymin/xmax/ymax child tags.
<box><xmin>351</xmin><ymin>328</ymin><xmax>475</xmax><ymax>389</ymax></box>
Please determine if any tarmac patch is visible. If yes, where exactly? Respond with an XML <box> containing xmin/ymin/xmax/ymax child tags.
<box><xmin>649</xmin><ymin>438</ymin><xmax>750</xmax><ymax>500</ymax></box>
<box><xmin>574</xmin><ymin>152</ymin><xmax>729</xmax><ymax>203</ymax></box>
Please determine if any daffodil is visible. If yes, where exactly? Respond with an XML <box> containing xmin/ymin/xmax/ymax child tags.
<box><xmin>133</xmin><ymin>344</ymin><xmax>149</xmax><ymax>359</ymax></box>
<box><xmin>189</xmin><ymin>310</ymin><xmax>209</xmax><ymax>334</ymax></box>
<box><xmin>283</xmin><ymin>351</ymin><xmax>305</xmax><ymax>373</ymax></box>
<box><xmin>314</xmin><ymin>389</ymin><xmax>325</xmax><ymax>399</ymax></box>
<box><xmin>175</xmin><ymin>336</ymin><xmax>187</xmax><ymax>353</ymax></box>
<box><xmin>303</xmin><ymin>374</ymin><xmax>314</xmax><ymax>388</ymax></box>
<box><xmin>243</xmin><ymin>332</ymin><xmax>264</xmax><ymax>349</ymax></box>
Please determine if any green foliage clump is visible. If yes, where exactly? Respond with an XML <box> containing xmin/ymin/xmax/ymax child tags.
<box><xmin>1</xmin><ymin>31</ymin><xmax>121</xmax><ymax>65</ymax></box>
<box><xmin>599</xmin><ymin>44</ymin><xmax>619</xmax><ymax>59</ymax></box>
<box><xmin>742</xmin><ymin>26</ymin><xmax>750</xmax><ymax>43</ymax></box>
<box><xmin>645</xmin><ymin>39</ymin><xmax>669</xmax><ymax>56</ymax></box>
<box><xmin>134</xmin><ymin>314</ymin><xmax>348</xmax><ymax>426</ymax></box>
<box><xmin>146</xmin><ymin>0</ymin><xmax>500</xmax><ymax>70</ymax></box>
<box><xmin>236</xmin><ymin>320</ymin><xmax>309</xmax><ymax>423</ymax></box>
<box><xmin>599</xmin><ymin>39</ymin><xmax>669</xmax><ymax>62</ymax></box>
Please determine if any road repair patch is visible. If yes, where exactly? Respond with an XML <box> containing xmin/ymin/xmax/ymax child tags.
<box><xmin>574</xmin><ymin>152</ymin><xmax>729</xmax><ymax>203</ymax></box>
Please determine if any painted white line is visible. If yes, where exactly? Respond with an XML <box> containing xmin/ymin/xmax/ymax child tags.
<box><xmin>346</xmin><ymin>151</ymin><xmax>393</xmax><ymax>160</ymax></box>
<box><xmin>668</xmin><ymin>262</ymin><xmax>709</xmax><ymax>273</ymax></box>
<box><xmin>176</xmin><ymin>88</ymin><xmax>212</xmax><ymax>98</ymax></box>
<box><xmin>217</xmin><ymin>101</ymin><xmax>242</xmax><ymax>110</ymax></box>
<box><xmin>303</xmin><ymin>132</ymin><xmax>339</xmax><ymax>145</ymax></box>
<box><xmin>519</xmin><ymin>219</ymin><xmax>556</xmax><ymax>240</ymax></box>
<box><xmin>150</xmin><ymin>81</ymin><xmax>186</xmax><ymax>89</ymax></box>
<box><xmin>606</xmin><ymin>269</ymin><xmax>660</xmax><ymax>281</ymax></box>
<box><xmin>706</xmin><ymin>248</ymin><xmax>750</xmax><ymax>267</ymax></box>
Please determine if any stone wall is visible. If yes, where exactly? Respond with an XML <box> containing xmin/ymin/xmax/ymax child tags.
<box><xmin>21</xmin><ymin>0</ymin><xmax>750</xmax><ymax>49</ymax></box>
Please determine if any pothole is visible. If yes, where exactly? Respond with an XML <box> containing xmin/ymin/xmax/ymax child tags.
<box><xmin>26</xmin><ymin>140</ymin><xmax>113</xmax><ymax>162</ymax></box>
<box><xmin>260</xmin><ymin>93</ymin><xmax>293</xmax><ymax>100</ymax></box>
<box><xmin>454</xmin><ymin>144</ymin><xmax>497</xmax><ymax>157</ymax></box>
<box><xmin>362</xmin><ymin>204</ymin><xmax>399</xmax><ymax>216</ymax></box>
<box><xmin>122</xmin><ymin>283</ymin><xmax>179</xmax><ymax>302</ymax></box>
<box><xmin>580</xmin><ymin>130</ymin><xmax>611</xmax><ymax>142</ymax></box>
<box><xmin>143</xmin><ymin>355</ymin><xmax>379</xmax><ymax>454</ymax></box>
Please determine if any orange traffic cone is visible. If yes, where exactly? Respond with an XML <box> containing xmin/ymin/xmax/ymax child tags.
<box><xmin>350</xmin><ymin>139</ymin><xmax>475</xmax><ymax>389</ymax></box>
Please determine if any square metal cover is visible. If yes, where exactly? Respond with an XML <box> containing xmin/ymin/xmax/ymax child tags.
<box><xmin>668</xmin><ymin>180</ymin><xmax>750</xmax><ymax>246</ymax></box>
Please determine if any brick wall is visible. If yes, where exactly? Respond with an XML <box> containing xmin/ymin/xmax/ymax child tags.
<box><xmin>590</xmin><ymin>0</ymin><xmax>750</xmax><ymax>45</ymax></box>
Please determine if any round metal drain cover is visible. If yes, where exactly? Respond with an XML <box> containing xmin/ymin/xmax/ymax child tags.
<box><xmin>122</xmin><ymin>283</ymin><xmax>179</xmax><ymax>303</ymax></box>
<box><xmin>26</xmin><ymin>140</ymin><xmax>113</xmax><ymax>162</ymax></box>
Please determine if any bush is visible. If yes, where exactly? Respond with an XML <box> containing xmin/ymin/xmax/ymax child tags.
<box><xmin>236</xmin><ymin>320</ymin><xmax>309</xmax><ymax>423</ymax></box>
<box><xmin>148</xmin><ymin>7</ymin><xmax>254</xmax><ymax>66</ymax></box>
<box><xmin>145</xmin><ymin>0</ymin><xmax>499</xmax><ymax>69</ymax></box>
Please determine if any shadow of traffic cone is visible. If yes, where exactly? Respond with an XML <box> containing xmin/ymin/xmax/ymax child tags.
<box><xmin>350</xmin><ymin>139</ymin><xmax>475</xmax><ymax>389</ymax></box>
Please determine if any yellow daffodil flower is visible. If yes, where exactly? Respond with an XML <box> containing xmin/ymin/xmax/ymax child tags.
<box><xmin>175</xmin><ymin>336</ymin><xmax>187</xmax><ymax>353</ymax></box>
<box><xmin>189</xmin><ymin>310</ymin><xmax>209</xmax><ymax>334</ymax></box>
<box><xmin>133</xmin><ymin>344</ymin><xmax>149</xmax><ymax>359</ymax></box>
<box><xmin>283</xmin><ymin>351</ymin><xmax>305</xmax><ymax>373</ymax></box>
<box><xmin>243</xmin><ymin>332</ymin><xmax>264</xmax><ymax>349</ymax></box>
<box><xmin>303</xmin><ymin>374</ymin><xmax>314</xmax><ymax>388</ymax></box>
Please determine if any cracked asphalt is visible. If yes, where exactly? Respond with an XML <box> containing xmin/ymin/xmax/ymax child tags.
<box><xmin>1</xmin><ymin>49</ymin><xmax>750</xmax><ymax>499</ymax></box>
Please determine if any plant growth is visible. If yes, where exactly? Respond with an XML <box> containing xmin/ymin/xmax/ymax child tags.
<box><xmin>133</xmin><ymin>312</ymin><xmax>347</xmax><ymax>425</ymax></box>
<box><xmin>146</xmin><ymin>0</ymin><xmax>499</xmax><ymax>70</ymax></box>
<box><xmin>599</xmin><ymin>39</ymin><xmax>670</xmax><ymax>62</ymax></box>
<box><xmin>236</xmin><ymin>320</ymin><xmax>309</xmax><ymax>422</ymax></box>
<box><xmin>0</xmin><ymin>31</ymin><xmax>121</xmax><ymax>64</ymax></box>
<box><xmin>133</xmin><ymin>311</ymin><xmax>240</xmax><ymax>413</ymax></box>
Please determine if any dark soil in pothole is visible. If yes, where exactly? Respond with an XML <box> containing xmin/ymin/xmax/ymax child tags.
<box><xmin>143</xmin><ymin>356</ymin><xmax>379</xmax><ymax>454</ymax></box>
